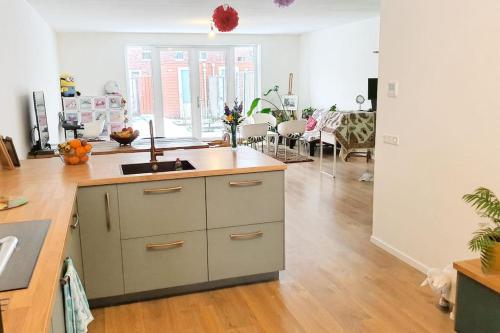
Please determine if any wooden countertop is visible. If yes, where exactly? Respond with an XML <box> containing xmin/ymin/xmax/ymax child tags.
<box><xmin>454</xmin><ymin>259</ymin><xmax>500</xmax><ymax>294</ymax></box>
<box><xmin>0</xmin><ymin>146</ymin><xmax>285</xmax><ymax>333</ymax></box>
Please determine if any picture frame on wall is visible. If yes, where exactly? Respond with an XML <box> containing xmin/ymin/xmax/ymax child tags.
<box><xmin>283</xmin><ymin>95</ymin><xmax>299</xmax><ymax>111</ymax></box>
<box><xmin>79</xmin><ymin>97</ymin><xmax>93</xmax><ymax>110</ymax></box>
<box><xmin>108</xmin><ymin>96</ymin><xmax>122</xmax><ymax>109</ymax></box>
<box><xmin>63</xmin><ymin>97</ymin><xmax>77</xmax><ymax>111</ymax></box>
<box><xmin>93</xmin><ymin>97</ymin><xmax>107</xmax><ymax>109</ymax></box>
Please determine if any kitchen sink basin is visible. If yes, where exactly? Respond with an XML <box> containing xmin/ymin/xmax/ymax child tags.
<box><xmin>121</xmin><ymin>160</ymin><xmax>196</xmax><ymax>175</ymax></box>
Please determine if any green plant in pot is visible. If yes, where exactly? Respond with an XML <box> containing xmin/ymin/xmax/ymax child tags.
<box><xmin>246</xmin><ymin>85</ymin><xmax>294</xmax><ymax>123</ymax></box>
<box><xmin>463</xmin><ymin>187</ymin><xmax>500</xmax><ymax>273</ymax></box>
<box><xmin>302</xmin><ymin>107</ymin><xmax>317</xmax><ymax>119</ymax></box>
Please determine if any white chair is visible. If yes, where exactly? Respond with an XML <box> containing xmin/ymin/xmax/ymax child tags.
<box><xmin>251</xmin><ymin>113</ymin><xmax>279</xmax><ymax>155</ymax></box>
<box><xmin>239</xmin><ymin>123</ymin><xmax>269</xmax><ymax>152</ymax></box>
<box><xmin>277</xmin><ymin>119</ymin><xmax>307</xmax><ymax>161</ymax></box>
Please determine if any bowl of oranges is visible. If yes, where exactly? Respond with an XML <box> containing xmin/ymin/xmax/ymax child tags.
<box><xmin>58</xmin><ymin>139</ymin><xmax>93</xmax><ymax>165</ymax></box>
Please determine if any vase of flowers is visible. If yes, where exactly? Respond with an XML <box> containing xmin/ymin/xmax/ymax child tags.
<box><xmin>223</xmin><ymin>100</ymin><xmax>245</xmax><ymax>150</ymax></box>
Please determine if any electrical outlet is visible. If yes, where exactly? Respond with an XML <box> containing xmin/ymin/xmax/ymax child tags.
<box><xmin>383</xmin><ymin>135</ymin><xmax>399</xmax><ymax>145</ymax></box>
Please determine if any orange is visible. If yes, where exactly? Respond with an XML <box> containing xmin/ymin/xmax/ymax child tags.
<box><xmin>69</xmin><ymin>139</ymin><xmax>81</xmax><ymax>149</ymax></box>
<box><xmin>68</xmin><ymin>156</ymin><xmax>80</xmax><ymax>165</ymax></box>
<box><xmin>84</xmin><ymin>144</ymin><xmax>92</xmax><ymax>152</ymax></box>
<box><xmin>80</xmin><ymin>155</ymin><xmax>89</xmax><ymax>163</ymax></box>
<box><xmin>76</xmin><ymin>147</ymin><xmax>86</xmax><ymax>157</ymax></box>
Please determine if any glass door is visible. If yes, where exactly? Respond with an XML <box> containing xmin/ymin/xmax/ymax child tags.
<box><xmin>158</xmin><ymin>48</ymin><xmax>193</xmax><ymax>138</ymax></box>
<box><xmin>195</xmin><ymin>49</ymin><xmax>228</xmax><ymax>139</ymax></box>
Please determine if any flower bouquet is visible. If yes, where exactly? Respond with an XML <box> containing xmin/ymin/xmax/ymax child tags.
<box><xmin>223</xmin><ymin>100</ymin><xmax>245</xmax><ymax>149</ymax></box>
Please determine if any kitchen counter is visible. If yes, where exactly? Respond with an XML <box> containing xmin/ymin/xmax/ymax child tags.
<box><xmin>453</xmin><ymin>259</ymin><xmax>500</xmax><ymax>293</ymax></box>
<box><xmin>0</xmin><ymin>146</ymin><xmax>286</xmax><ymax>333</ymax></box>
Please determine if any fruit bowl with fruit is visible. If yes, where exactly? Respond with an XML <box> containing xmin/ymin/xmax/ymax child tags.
<box><xmin>58</xmin><ymin>139</ymin><xmax>93</xmax><ymax>165</ymax></box>
<box><xmin>110</xmin><ymin>127</ymin><xmax>140</xmax><ymax>146</ymax></box>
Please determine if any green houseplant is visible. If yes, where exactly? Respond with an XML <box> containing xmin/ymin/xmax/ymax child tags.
<box><xmin>463</xmin><ymin>187</ymin><xmax>500</xmax><ymax>272</ymax></box>
<box><xmin>246</xmin><ymin>85</ymin><xmax>294</xmax><ymax>123</ymax></box>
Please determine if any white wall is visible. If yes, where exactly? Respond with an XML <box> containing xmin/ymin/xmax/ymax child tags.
<box><xmin>299</xmin><ymin>18</ymin><xmax>380</xmax><ymax>110</ymax></box>
<box><xmin>57</xmin><ymin>33</ymin><xmax>300</xmax><ymax>109</ymax></box>
<box><xmin>372</xmin><ymin>0</ymin><xmax>500</xmax><ymax>272</ymax></box>
<box><xmin>0</xmin><ymin>0</ymin><xmax>61</xmax><ymax>158</ymax></box>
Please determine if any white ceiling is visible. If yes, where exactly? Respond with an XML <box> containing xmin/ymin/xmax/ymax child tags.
<box><xmin>27</xmin><ymin>0</ymin><xmax>379</xmax><ymax>34</ymax></box>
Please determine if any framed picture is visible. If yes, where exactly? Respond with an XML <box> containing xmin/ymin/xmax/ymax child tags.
<box><xmin>63</xmin><ymin>97</ymin><xmax>77</xmax><ymax>111</ymax></box>
<box><xmin>109</xmin><ymin>111</ymin><xmax>122</xmax><ymax>123</ymax></box>
<box><xmin>93</xmin><ymin>97</ymin><xmax>107</xmax><ymax>109</ymax></box>
<box><xmin>108</xmin><ymin>96</ymin><xmax>122</xmax><ymax>109</ymax></box>
<box><xmin>80</xmin><ymin>111</ymin><xmax>94</xmax><ymax>123</ymax></box>
<box><xmin>94</xmin><ymin>110</ymin><xmax>108</xmax><ymax>122</ymax></box>
<box><xmin>79</xmin><ymin>97</ymin><xmax>93</xmax><ymax>110</ymax></box>
<box><xmin>283</xmin><ymin>95</ymin><xmax>299</xmax><ymax>111</ymax></box>
<box><xmin>3</xmin><ymin>137</ymin><xmax>20</xmax><ymax>167</ymax></box>
<box><xmin>65</xmin><ymin>112</ymin><xmax>78</xmax><ymax>123</ymax></box>
<box><xmin>0</xmin><ymin>136</ymin><xmax>15</xmax><ymax>170</ymax></box>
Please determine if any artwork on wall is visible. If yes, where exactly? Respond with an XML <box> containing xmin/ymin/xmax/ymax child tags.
<box><xmin>283</xmin><ymin>95</ymin><xmax>298</xmax><ymax>111</ymax></box>
<box><xmin>62</xmin><ymin>95</ymin><xmax>125</xmax><ymax>139</ymax></box>
<box><xmin>93</xmin><ymin>97</ymin><xmax>107</xmax><ymax>109</ymax></box>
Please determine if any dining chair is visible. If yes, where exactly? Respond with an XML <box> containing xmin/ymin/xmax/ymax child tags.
<box><xmin>251</xmin><ymin>113</ymin><xmax>279</xmax><ymax>155</ymax></box>
<box><xmin>277</xmin><ymin>119</ymin><xmax>307</xmax><ymax>161</ymax></box>
<box><xmin>239</xmin><ymin>123</ymin><xmax>269</xmax><ymax>152</ymax></box>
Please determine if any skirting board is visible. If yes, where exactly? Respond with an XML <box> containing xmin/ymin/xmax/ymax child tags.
<box><xmin>370</xmin><ymin>235</ymin><xmax>430</xmax><ymax>274</ymax></box>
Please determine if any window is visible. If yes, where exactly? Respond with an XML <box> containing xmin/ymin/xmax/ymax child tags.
<box><xmin>174</xmin><ymin>51</ymin><xmax>184</xmax><ymax>61</ymax></box>
<box><xmin>126</xmin><ymin>45</ymin><xmax>259</xmax><ymax>140</ymax></box>
<box><xmin>141</xmin><ymin>50</ymin><xmax>152</xmax><ymax>60</ymax></box>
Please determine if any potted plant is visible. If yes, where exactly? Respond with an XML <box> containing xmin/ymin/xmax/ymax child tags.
<box><xmin>463</xmin><ymin>187</ymin><xmax>500</xmax><ymax>273</ymax></box>
<box><xmin>302</xmin><ymin>107</ymin><xmax>317</xmax><ymax>119</ymax></box>
<box><xmin>246</xmin><ymin>85</ymin><xmax>294</xmax><ymax>122</ymax></box>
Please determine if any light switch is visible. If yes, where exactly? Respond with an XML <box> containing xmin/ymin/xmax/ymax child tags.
<box><xmin>383</xmin><ymin>135</ymin><xmax>399</xmax><ymax>145</ymax></box>
<box><xmin>388</xmin><ymin>81</ymin><xmax>398</xmax><ymax>97</ymax></box>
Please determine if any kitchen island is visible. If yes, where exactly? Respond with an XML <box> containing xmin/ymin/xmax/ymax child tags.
<box><xmin>0</xmin><ymin>146</ymin><xmax>286</xmax><ymax>333</ymax></box>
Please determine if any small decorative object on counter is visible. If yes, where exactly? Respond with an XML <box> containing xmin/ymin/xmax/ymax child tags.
<box><xmin>110</xmin><ymin>127</ymin><xmax>139</xmax><ymax>146</ymax></box>
<box><xmin>463</xmin><ymin>187</ymin><xmax>500</xmax><ymax>273</ymax></box>
<box><xmin>58</xmin><ymin>139</ymin><xmax>93</xmax><ymax>165</ymax></box>
<box><xmin>174</xmin><ymin>158</ymin><xmax>183</xmax><ymax>171</ymax></box>
<box><xmin>0</xmin><ymin>196</ymin><xmax>28</xmax><ymax>211</ymax></box>
<box><xmin>223</xmin><ymin>100</ymin><xmax>245</xmax><ymax>150</ymax></box>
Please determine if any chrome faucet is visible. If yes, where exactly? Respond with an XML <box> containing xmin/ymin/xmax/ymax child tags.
<box><xmin>149</xmin><ymin>120</ymin><xmax>163</xmax><ymax>171</ymax></box>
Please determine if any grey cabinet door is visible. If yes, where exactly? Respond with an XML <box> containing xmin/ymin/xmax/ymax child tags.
<box><xmin>65</xmin><ymin>203</ymin><xmax>84</xmax><ymax>283</ymax></box>
<box><xmin>208</xmin><ymin>222</ymin><xmax>284</xmax><ymax>281</ymax></box>
<box><xmin>77</xmin><ymin>185</ymin><xmax>124</xmax><ymax>299</ymax></box>
<box><xmin>50</xmin><ymin>270</ymin><xmax>65</xmax><ymax>333</ymax></box>
<box><xmin>122</xmin><ymin>231</ymin><xmax>208</xmax><ymax>293</ymax></box>
<box><xmin>206</xmin><ymin>171</ymin><xmax>284</xmax><ymax>229</ymax></box>
<box><xmin>117</xmin><ymin>178</ymin><xmax>206</xmax><ymax>239</ymax></box>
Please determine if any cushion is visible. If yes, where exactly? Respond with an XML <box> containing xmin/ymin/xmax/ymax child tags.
<box><xmin>306</xmin><ymin>117</ymin><xmax>317</xmax><ymax>131</ymax></box>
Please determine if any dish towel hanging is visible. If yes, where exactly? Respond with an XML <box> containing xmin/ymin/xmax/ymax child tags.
<box><xmin>63</xmin><ymin>257</ymin><xmax>94</xmax><ymax>333</ymax></box>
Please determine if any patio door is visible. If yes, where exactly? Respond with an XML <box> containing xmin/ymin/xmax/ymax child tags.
<box><xmin>154</xmin><ymin>47</ymin><xmax>228</xmax><ymax>139</ymax></box>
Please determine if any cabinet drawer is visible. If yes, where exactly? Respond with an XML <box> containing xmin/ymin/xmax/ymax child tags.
<box><xmin>206</xmin><ymin>171</ymin><xmax>284</xmax><ymax>229</ymax></box>
<box><xmin>122</xmin><ymin>231</ymin><xmax>208</xmax><ymax>294</ymax></box>
<box><xmin>118</xmin><ymin>178</ymin><xmax>206</xmax><ymax>239</ymax></box>
<box><xmin>208</xmin><ymin>222</ymin><xmax>284</xmax><ymax>281</ymax></box>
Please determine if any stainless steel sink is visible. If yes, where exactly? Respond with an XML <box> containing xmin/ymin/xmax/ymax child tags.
<box><xmin>121</xmin><ymin>160</ymin><xmax>196</xmax><ymax>175</ymax></box>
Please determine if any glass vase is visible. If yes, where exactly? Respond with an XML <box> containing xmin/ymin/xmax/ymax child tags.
<box><xmin>231</xmin><ymin>124</ymin><xmax>237</xmax><ymax>150</ymax></box>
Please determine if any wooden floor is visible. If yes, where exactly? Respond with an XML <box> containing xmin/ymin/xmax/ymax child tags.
<box><xmin>89</xmin><ymin>152</ymin><xmax>454</xmax><ymax>333</ymax></box>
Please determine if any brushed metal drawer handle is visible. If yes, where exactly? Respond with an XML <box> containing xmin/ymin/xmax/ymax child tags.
<box><xmin>104</xmin><ymin>192</ymin><xmax>111</xmax><ymax>231</ymax></box>
<box><xmin>229</xmin><ymin>180</ymin><xmax>263</xmax><ymax>187</ymax></box>
<box><xmin>146</xmin><ymin>240</ymin><xmax>185</xmax><ymax>250</ymax></box>
<box><xmin>143</xmin><ymin>186</ymin><xmax>183</xmax><ymax>194</ymax></box>
<box><xmin>71</xmin><ymin>213</ymin><xmax>80</xmax><ymax>229</ymax></box>
<box><xmin>230</xmin><ymin>231</ymin><xmax>263</xmax><ymax>240</ymax></box>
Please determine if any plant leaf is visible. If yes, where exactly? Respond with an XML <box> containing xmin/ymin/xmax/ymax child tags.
<box><xmin>247</xmin><ymin>98</ymin><xmax>261</xmax><ymax>117</ymax></box>
<box><xmin>260</xmin><ymin>108</ymin><xmax>272</xmax><ymax>114</ymax></box>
